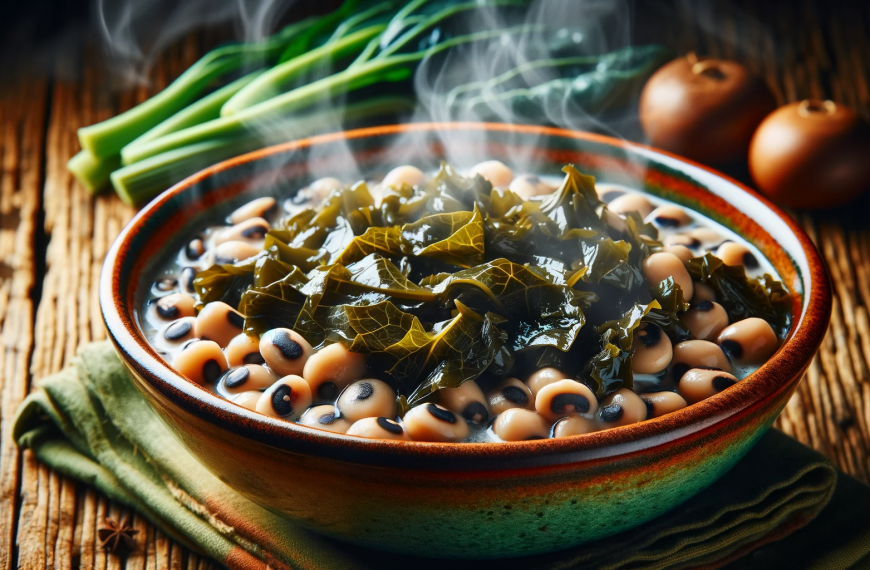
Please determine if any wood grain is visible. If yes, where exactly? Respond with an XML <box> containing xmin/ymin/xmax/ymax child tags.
<box><xmin>0</xmin><ymin>0</ymin><xmax>868</xmax><ymax>568</ymax></box>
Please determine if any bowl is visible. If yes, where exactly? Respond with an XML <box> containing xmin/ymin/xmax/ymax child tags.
<box><xmin>100</xmin><ymin>122</ymin><xmax>831</xmax><ymax>559</ymax></box>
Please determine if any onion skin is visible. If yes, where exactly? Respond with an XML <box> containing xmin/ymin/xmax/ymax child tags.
<box><xmin>639</xmin><ymin>56</ymin><xmax>776</xmax><ymax>165</ymax></box>
<box><xmin>749</xmin><ymin>100</ymin><xmax>870</xmax><ymax>209</ymax></box>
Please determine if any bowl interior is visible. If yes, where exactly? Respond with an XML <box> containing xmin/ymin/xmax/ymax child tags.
<box><xmin>102</xmin><ymin>122</ymin><xmax>829</xmax><ymax>467</ymax></box>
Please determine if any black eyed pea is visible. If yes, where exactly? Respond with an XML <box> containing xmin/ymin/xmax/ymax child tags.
<box><xmin>508</xmin><ymin>174</ymin><xmax>554</xmax><ymax>199</ymax></box>
<box><xmin>469</xmin><ymin>160</ymin><xmax>513</xmax><ymax>188</ymax></box>
<box><xmin>642</xmin><ymin>252</ymin><xmax>694</xmax><ymax>301</ymax></box>
<box><xmin>161</xmin><ymin>317</ymin><xmax>197</xmax><ymax>347</ymax></box>
<box><xmin>631</xmin><ymin>323</ymin><xmax>673</xmax><ymax>375</ymax></box>
<box><xmin>229</xmin><ymin>197</ymin><xmax>276</xmax><ymax>225</ymax></box>
<box><xmin>153</xmin><ymin>277</ymin><xmax>177</xmax><ymax>292</ymax></box>
<box><xmin>597</xmin><ymin>388</ymin><xmax>648</xmax><ymax>428</ymax></box>
<box><xmin>671</xmin><ymin>340</ymin><xmax>732</xmax><ymax>383</ymax></box>
<box><xmin>336</xmin><ymin>379</ymin><xmax>396</xmax><ymax>423</ymax></box>
<box><xmin>226</xmin><ymin>333</ymin><xmax>265</xmax><ymax>367</ymax></box>
<box><xmin>717</xmin><ymin>317</ymin><xmax>779</xmax><ymax>364</ymax></box>
<box><xmin>693</xmin><ymin>281</ymin><xmax>717</xmax><ymax>304</ymax></box>
<box><xmin>608</xmin><ymin>192</ymin><xmax>654</xmax><ymax>218</ymax></box>
<box><xmin>492</xmin><ymin>408</ymin><xmax>549</xmax><ymax>441</ymax></box>
<box><xmin>172</xmin><ymin>340</ymin><xmax>228</xmax><ymax>385</ymax></box>
<box><xmin>232</xmin><ymin>391</ymin><xmax>262</xmax><ymax>411</ymax></box>
<box><xmin>152</xmin><ymin>293</ymin><xmax>196</xmax><ymax>321</ymax></box>
<box><xmin>382</xmin><ymin>165</ymin><xmax>425</xmax><ymax>188</ymax></box>
<box><xmin>640</xmin><ymin>391</ymin><xmax>688</xmax><ymax>418</ymax></box>
<box><xmin>680</xmin><ymin>300</ymin><xmax>729</xmax><ymax>341</ymax></box>
<box><xmin>646</xmin><ymin>205</ymin><xmax>692</xmax><ymax>229</ymax></box>
<box><xmin>260</xmin><ymin>328</ymin><xmax>314</xmax><ymax>377</ymax></box>
<box><xmin>679</xmin><ymin>369</ymin><xmax>740</xmax><ymax>404</ymax></box>
<box><xmin>185</xmin><ymin>238</ymin><xmax>206</xmax><ymax>260</ymax></box>
<box><xmin>603</xmin><ymin>208</ymin><xmax>628</xmax><ymax>233</ymax></box>
<box><xmin>213</xmin><ymin>240</ymin><xmax>261</xmax><ymax>265</ymax></box>
<box><xmin>195</xmin><ymin>301</ymin><xmax>245</xmax><ymax>347</ymax></box>
<box><xmin>686</xmin><ymin>227</ymin><xmax>723</xmax><ymax>246</ymax></box>
<box><xmin>256</xmin><ymin>375</ymin><xmax>312</xmax><ymax>419</ymax></box>
<box><xmin>551</xmin><ymin>415</ymin><xmax>598</xmax><ymax>438</ymax></box>
<box><xmin>663</xmin><ymin>245</ymin><xmax>694</xmax><ymax>263</ymax></box>
<box><xmin>301</xmin><ymin>342</ymin><xmax>368</xmax><ymax>401</ymax></box>
<box><xmin>663</xmin><ymin>233</ymin><xmax>701</xmax><ymax>249</ymax></box>
<box><xmin>594</xmin><ymin>183</ymin><xmax>626</xmax><ymax>203</ymax></box>
<box><xmin>218</xmin><ymin>364</ymin><xmax>277</xmax><ymax>396</ymax></box>
<box><xmin>299</xmin><ymin>404</ymin><xmax>352</xmax><ymax>434</ymax></box>
<box><xmin>308</xmin><ymin>177</ymin><xmax>343</xmax><ymax>203</ymax></box>
<box><xmin>346</xmin><ymin>417</ymin><xmax>410</xmax><ymax>440</ymax></box>
<box><xmin>403</xmin><ymin>403</ymin><xmax>469</xmax><ymax>442</ymax></box>
<box><xmin>438</xmin><ymin>381</ymin><xmax>490</xmax><ymax>425</ymax></box>
<box><xmin>535</xmin><ymin>379</ymin><xmax>598</xmax><ymax>423</ymax></box>
<box><xmin>179</xmin><ymin>267</ymin><xmax>197</xmax><ymax>294</ymax></box>
<box><xmin>487</xmin><ymin>377</ymin><xmax>535</xmax><ymax>415</ymax></box>
<box><xmin>526</xmin><ymin>367</ymin><xmax>570</xmax><ymax>397</ymax></box>
<box><xmin>716</xmin><ymin>242</ymin><xmax>760</xmax><ymax>270</ymax></box>
<box><xmin>213</xmin><ymin>217</ymin><xmax>270</xmax><ymax>245</ymax></box>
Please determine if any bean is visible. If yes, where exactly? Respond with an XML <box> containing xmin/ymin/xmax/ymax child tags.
<box><xmin>679</xmin><ymin>369</ymin><xmax>739</xmax><ymax>404</ymax></box>
<box><xmin>631</xmin><ymin>323</ymin><xmax>673</xmax><ymax>375</ymax></box>
<box><xmin>438</xmin><ymin>381</ymin><xmax>490</xmax><ymax>425</ymax></box>
<box><xmin>717</xmin><ymin>317</ymin><xmax>778</xmax><ymax>364</ymax></box>
<box><xmin>226</xmin><ymin>333</ymin><xmax>265</xmax><ymax>367</ymax></box>
<box><xmin>608</xmin><ymin>193</ymin><xmax>654</xmax><ymax>218</ymax></box>
<box><xmin>526</xmin><ymin>367</ymin><xmax>571</xmax><ymax>397</ymax></box>
<box><xmin>336</xmin><ymin>379</ymin><xmax>396</xmax><ymax>423</ymax></box>
<box><xmin>213</xmin><ymin>217</ymin><xmax>270</xmax><ymax>245</ymax></box>
<box><xmin>693</xmin><ymin>281</ymin><xmax>717</xmax><ymax>304</ymax></box>
<box><xmin>595</xmin><ymin>183</ymin><xmax>626</xmax><ymax>203</ymax></box>
<box><xmin>232</xmin><ymin>391</ymin><xmax>262</xmax><ymax>411</ymax></box>
<box><xmin>663</xmin><ymin>233</ymin><xmax>701</xmax><ymax>249</ymax></box>
<box><xmin>671</xmin><ymin>340</ymin><xmax>731</xmax><ymax>382</ymax></box>
<box><xmin>493</xmin><ymin>409</ymin><xmax>549</xmax><ymax>441</ymax></box>
<box><xmin>301</xmin><ymin>342</ymin><xmax>367</xmax><ymax>401</ymax></box>
<box><xmin>382</xmin><ymin>165</ymin><xmax>425</xmax><ymax>188</ymax></box>
<box><xmin>487</xmin><ymin>378</ymin><xmax>535</xmax><ymax>415</ymax></box>
<box><xmin>680</xmin><ymin>301</ymin><xmax>729</xmax><ymax>341</ymax></box>
<box><xmin>152</xmin><ymin>293</ymin><xmax>195</xmax><ymax>321</ymax></box>
<box><xmin>716</xmin><ymin>242</ymin><xmax>760</xmax><ymax>270</ymax></box>
<box><xmin>179</xmin><ymin>267</ymin><xmax>197</xmax><ymax>294</ymax></box>
<box><xmin>219</xmin><ymin>364</ymin><xmax>277</xmax><ymax>395</ymax></box>
<box><xmin>307</xmin><ymin>177</ymin><xmax>343</xmax><ymax>203</ymax></box>
<box><xmin>551</xmin><ymin>415</ymin><xmax>598</xmax><ymax>438</ymax></box>
<box><xmin>161</xmin><ymin>317</ymin><xmax>197</xmax><ymax>346</ymax></box>
<box><xmin>640</xmin><ymin>391</ymin><xmax>688</xmax><ymax>418</ymax></box>
<box><xmin>535</xmin><ymin>379</ymin><xmax>598</xmax><ymax>422</ymax></box>
<box><xmin>154</xmin><ymin>277</ymin><xmax>177</xmax><ymax>292</ymax></box>
<box><xmin>213</xmin><ymin>240</ymin><xmax>260</xmax><ymax>264</ymax></box>
<box><xmin>299</xmin><ymin>404</ymin><xmax>352</xmax><ymax>434</ymax></box>
<box><xmin>185</xmin><ymin>238</ymin><xmax>205</xmax><ymax>260</ymax></box>
<box><xmin>256</xmin><ymin>375</ymin><xmax>312</xmax><ymax>419</ymax></box>
<box><xmin>172</xmin><ymin>340</ymin><xmax>227</xmax><ymax>385</ymax></box>
<box><xmin>646</xmin><ymin>205</ymin><xmax>692</xmax><ymax>228</ymax></box>
<box><xmin>469</xmin><ymin>160</ymin><xmax>513</xmax><ymax>189</ymax></box>
<box><xmin>346</xmin><ymin>417</ymin><xmax>410</xmax><ymax>440</ymax></box>
<box><xmin>687</xmin><ymin>227</ymin><xmax>723</xmax><ymax>247</ymax></box>
<box><xmin>403</xmin><ymin>403</ymin><xmax>469</xmax><ymax>442</ymax></box>
<box><xmin>663</xmin><ymin>245</ymin><xmax>694</xmax><ymax>262</ymax></box>
<box><xmin>229</xmin><ymin>197</ymin><xmax>276</xmax><ymax>225</ymax></box>
<box><xmin>195</xmin><ymin>301</ymin><xmax>245</xmax><ymax>347</ymax></box>
<box><xmin>260</xmin><ymin>328</ymin><xmax>314</xmax><ymax>377</ymax></box>
<box><xmin>597</xmin><ymin>388</ymin><xmax>647</xmax><ymax>428</ymax></box>
<box><xmin>642</xmin><ymin>252</ymin><xmax>694</xmax><ymax>301</ymax></box>
<box><xmin>508</xmin><ymin>174</ymin><xmax>554</xmax><ymax>199</ymax></box>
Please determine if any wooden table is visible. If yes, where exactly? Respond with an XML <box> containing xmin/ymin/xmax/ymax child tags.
<box><xmin>1</xmin><ymin>1</ymin><xmax>869</xmax><ymax>568</ymax></box>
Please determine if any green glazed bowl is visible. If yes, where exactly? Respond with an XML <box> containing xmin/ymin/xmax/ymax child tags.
<box><xmin>100</xmin><ymin>123</ymin><xmax>831</xmax><ymax>558</ymax></box>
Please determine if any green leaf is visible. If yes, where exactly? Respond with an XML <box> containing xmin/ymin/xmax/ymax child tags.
<box><xmin>401</xmin><ymin>204</ymin><xmax>485</xmax><ymax>267</ymax></box>
<box><xmin>334</xmin><ymin>225</ymin><xmax>404</xmax><ymax>265</ymax></box>
<box><xmin>263</xmin><ymin>234</ymin><xmax>324</xmax><ymax>272</ymax></box>
<box><xmin>651</xmin><ymin>277</ymin><xmax>690</xmax><ymax>314</ymax></box>
<box><xmin>346</xmin><ymin>300</ymin><xmax>418</xmax><ymax>353</ymax></box>
<box><xmin>584</xmin><ymin>328</ymin><xmax>632</xmax><ymax>398</ymax></box>
<box><xmin>238</xmin><ymin>270</ymin><xmax>309</xmax><ymax>335</ymax></box>
<box><xmin>193</xmin><ymin>254</ymin><xmax>262</xmax><ymax>307</ymax></box>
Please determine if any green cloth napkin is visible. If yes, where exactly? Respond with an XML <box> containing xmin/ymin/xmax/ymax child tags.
<box><xmin>12</xmin><ymin>341</ymin><xmax>870</xmax><ymax>569</ymax></box>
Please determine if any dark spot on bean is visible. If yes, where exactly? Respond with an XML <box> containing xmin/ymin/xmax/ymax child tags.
<box><xmin>426</xmin><ymin>403</ymin><xmax>457</xmax><ymax>424</ymax></box>
<box><xmin>551</xmin><ymin>393</ymin><xmax>590</xmax><ymax>414</ymax></box>
<box><xmin>377</xmin><ymin>417</ymin><xmax>404</xmax><ymax>434</ymax></box>
<box><xmin>601</xmin><ymin>190</ymin><xmax>623</xmax><ymax>202</ymax></box>
<box><xmin>317</xmin><ymin>412</ymin><xmax>339</xmax><ymax>425</ymax></box>
<box><xmin>696</xmin><ymin>300</ymin><xmax>714</xmax><ymax>312</ymax></box>
<box><xmin>185</xmin><ymin>238</ymin><xmax>205</xmax><ymax>260</ymax></box>
<box><xmin>241</xmin><ymin>224</ymin><xmax>268</xmax><ymax>239</ymax></box>
<box><xmin>742</xmin><ymin>252</ymin><xmax>759</xmax><ymax>269</ymax></box>
<box><xmin>655</xmin><ymin>216</ymin><xmax>680</xmax><ymax>228</ymax></box>
<box><xmin>671</xmin><ymin>363</ymin><xmax>689</xmax><ymax>382</ymax></box>
<box><xmin>600</xmin><ymin>403</ymin><xmax>624</xmax><ymax>422</ymax></box>
<box><xmin>685</xmin><ymin>237</ymin><xmax>701</xmax><ymax>249</ymax></box>
<box><xmin>180</xmin><ymin>267</ymin><xmax>197</xmax><ymax>293</ymax></box>
<box><xmin>502</xmin><ymin>385</ymin><xmax>528</xmax><ymax>405</ymax></box>
<box><xmin>354</xmin><ymin>382</ymin><xmax>374</xmax><ymax>401</ymax></box>
<box><xmin>215</xmin><ymin>254</ymin><xmax>235</xmax><ymax>265</ymax></box>
<box><xmin>712</xmin><ymin>376</ymin><xmax>737</xmax><ymax>392</ymax></box>
<box><xmin>243</xmin><ymin>352</ymin><xmax>265</xmax><ymax>365</ymax></box>
<box><xmin>226</xmin><ymin>310</ymin><xmax>244</xmax><ymax>329</ymax></box>
<box><xmin>224</xmin><ymin>367</ymin><xmax>250</xmax><ymax>388</ymax></box>
<box><xmin>271</xmin><ymin>384</ymin><xmax>295</xmax><ymax>416</ymax></box>
<box><xmin>272</xmin><ymin>331</ymin><xmax>303</xmax><ymax>359</ymax></box>
<box><xmin>164</xmin><ymin>321</ymin><xmax>191</xmax><ymax>341</ymax></box>
<box><xmin>156</xmin><ymin>299</ymin><xmax>178</xmax><ymax>319</ymax></box>
<box><xmin>202</xmin><ymin>359</ymin><xmax>222</xmax><ymax>384</ymax></box>
<box><xmin>462</xmin><ymin>401</ymin><xmax>489</xmax><ymax>424</ymax></box>
<box><xmin>318</xmin><ymin>382</ymin><xmax>337</xmax><ymax>401</ymax></box>
<box><xmin>639</xmin><ymin>324</ymin><xmax>661</xmax><ymax>348</ymax></box>
<box><xmin>720</xmin><ymin>339</ymin><xmax>743</xmax><ymax>360</ymax></box>
<box><xmin>155</xmin><ymin>277</ymin><xmax>177</xmax><ymax>291</ymax></box>
<box><xmin>643</xmin><ymin>398</ymin><xmax>654</xmax><ymax>418</ymax></box>
<box><xmin>180</xmin><ymin>339</ymin><xmax>200</xmax><ymax>351</ymax></box>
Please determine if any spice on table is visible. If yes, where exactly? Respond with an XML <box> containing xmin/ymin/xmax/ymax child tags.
<box><xmin>98</xmin><ymin>516</ymin><xmax>139</xmax><ymax>555</ymax></box>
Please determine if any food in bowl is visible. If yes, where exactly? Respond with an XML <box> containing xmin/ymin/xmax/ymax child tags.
<box><xmin>140</xmin><ymin>160</ymin><xmax>791</xmax><ymax>443</ymax></box>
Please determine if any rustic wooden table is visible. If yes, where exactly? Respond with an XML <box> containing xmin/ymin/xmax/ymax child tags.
<box><xmin>1</xmin><ymin>1</ymin><xmax>869</xmax><ymax>568</ymax></box>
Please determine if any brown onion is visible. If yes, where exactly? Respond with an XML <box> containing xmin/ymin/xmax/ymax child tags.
<box><xmin>749</xmin><ymin>100</ymin><xmax>870</xmax><ymax>208</ymax></box>
<box><xmin>639</xmin><ymin>55</ymin><xmax>776</xmax><ymax>164</ymax></box>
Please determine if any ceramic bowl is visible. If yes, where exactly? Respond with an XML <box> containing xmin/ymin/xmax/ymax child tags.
<box><xmin>100</xmin><ymin>123</ymin><xmax>831</xmax><ymax>559</ymax></box>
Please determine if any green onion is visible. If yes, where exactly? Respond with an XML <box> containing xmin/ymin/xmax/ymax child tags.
<box><xmin>67</xmin><ymin>150</ymin><xmax>122</xmax><ymax>193</ymax></box>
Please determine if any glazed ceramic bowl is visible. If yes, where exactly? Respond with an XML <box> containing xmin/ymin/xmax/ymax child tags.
<box><xmin>100</xmin><ymin>123</ymin><xmax>831</xmax><ymax>559</ymax></box>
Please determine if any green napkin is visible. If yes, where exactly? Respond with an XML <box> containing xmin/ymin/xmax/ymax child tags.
<box><xmin>12</xmin><ymin>341</ymin><xmax>870</xmax><ymax>569</ymax></box>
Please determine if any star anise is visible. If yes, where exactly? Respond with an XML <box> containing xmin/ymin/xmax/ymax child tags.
<box><xmin>98</xmin><ymin>516</ymin><xmax>139</xmax><ymax>555</ymax></box>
